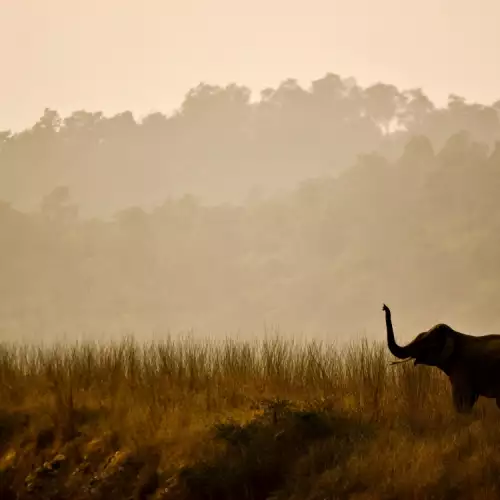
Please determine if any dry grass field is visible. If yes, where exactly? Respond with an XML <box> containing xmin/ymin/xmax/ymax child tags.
<box><xmin>1</xmin><ymin>336</ymin><xmax>500</xmax><ymax>499</ymax></box>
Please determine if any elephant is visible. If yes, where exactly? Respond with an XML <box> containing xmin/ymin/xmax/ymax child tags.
<box><xmin>382</xmin><ymin>303</ymin><xmax>500</xmax><ymax>413</ymax></box>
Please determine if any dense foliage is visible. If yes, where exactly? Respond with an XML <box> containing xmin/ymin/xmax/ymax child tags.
<box><xmin>1</xmin><ymin>75</ymin><xmax>499</xmax><ymax>215</ymax></box>
<box><xmin>1</xmin><ymin>74</ymin><xmax>500</xmax><ymax>339</ymax></box>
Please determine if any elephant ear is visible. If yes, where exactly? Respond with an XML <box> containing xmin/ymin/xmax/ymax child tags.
<box><xmin>440</xmin><ymin>333</ymin><xmax>455</xmax><ymax>362</ymax></box>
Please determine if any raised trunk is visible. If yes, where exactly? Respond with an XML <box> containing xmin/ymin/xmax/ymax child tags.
<box><xmin>383</xmin><ymin>305</ymin><xmax>411</xmax><ymax>359</ymax></box>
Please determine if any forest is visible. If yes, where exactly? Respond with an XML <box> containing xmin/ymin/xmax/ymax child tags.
<box><xmin>1</xmin><ymin>74</ymin><xmax>500</xmax><ymax>340</ymax></box>
<box><xmin>3</xmin><ymin>73</ymin><xmax>500</xmax><ymax>498</ymax></box>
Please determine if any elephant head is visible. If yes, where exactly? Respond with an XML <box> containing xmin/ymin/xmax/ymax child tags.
<box><xmin>382</xmin><ymin>304</ymin><xmax>456</xmax><ymax>371</ymax></box>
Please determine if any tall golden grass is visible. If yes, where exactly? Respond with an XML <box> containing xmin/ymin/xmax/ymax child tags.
<box><xmin>1</xmin><ymin>336</ymin><xmax>500</xmax><ymax>499</ymax></box>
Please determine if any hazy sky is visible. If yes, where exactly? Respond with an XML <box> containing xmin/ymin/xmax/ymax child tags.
<box><xmin>1</xmin><ymin>0</ymin><xmax>499</xmax><ymax>132</ymax></box>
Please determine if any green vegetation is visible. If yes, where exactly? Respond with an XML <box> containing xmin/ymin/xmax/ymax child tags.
<box><xmin>1</xmin><ymin>337</ymin><xmax>500</xmax><ymax>499</ymax></box>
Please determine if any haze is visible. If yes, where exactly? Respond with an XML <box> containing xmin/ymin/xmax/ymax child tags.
<box><xmin>2</xmin><ymin>0</ymin><xmax>500</xmax><ymax>132</ymax></box>
<box><xmin>1</xmin><ymin>1</ymin><xmax>500</xmax><ymax>344</ymax></box>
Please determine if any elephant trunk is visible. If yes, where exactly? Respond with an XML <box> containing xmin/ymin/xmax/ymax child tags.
<box><xmin>383</xmin><ymin>304</ymin><xmax>411</xmax><ymax>359</ymax></box>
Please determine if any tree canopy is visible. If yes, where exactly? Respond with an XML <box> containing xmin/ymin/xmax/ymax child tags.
<box><xmin>1</xmin><ymin>74</ymin><xmax>500</xmax><ymax>341</ymax></box>
<box><xmin>2</xmin><ymin>74</ymin><xmax>499</xmax><ymax>216</ymax></box>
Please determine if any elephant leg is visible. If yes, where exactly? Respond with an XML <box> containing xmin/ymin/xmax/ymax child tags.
<box><xmin>451</xmin><ymin>381</ymin><xmax>478</xmax><ymax>413</ymax></box>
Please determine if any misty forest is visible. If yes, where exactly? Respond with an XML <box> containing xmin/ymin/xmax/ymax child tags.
<box><xmin>4</xmin><ymin>74</ymin><xmax>500</xmax><ymax>499</ymax></box>
<box><xmin>1</xmin><ymin>75</ymin><xmax>500</xmax><ymax>340</ymax></box>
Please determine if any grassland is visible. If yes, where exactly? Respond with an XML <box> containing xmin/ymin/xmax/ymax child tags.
<box><xmin>1</xmin><ymin>336</ymin><xmax>500</xmax><ymax>499</ymax></box>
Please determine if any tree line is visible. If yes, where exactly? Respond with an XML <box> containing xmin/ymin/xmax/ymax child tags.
<box><xmin>1</xmin><ymin>73</ymin><xmax>500</xmax><ymax>216</ymax></box>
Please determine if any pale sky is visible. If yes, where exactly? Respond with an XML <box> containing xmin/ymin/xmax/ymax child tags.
<box><xmin>1</xmin><ymin>0</ymin><xmax>499</xmax><ymax>132</ymax></box>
